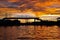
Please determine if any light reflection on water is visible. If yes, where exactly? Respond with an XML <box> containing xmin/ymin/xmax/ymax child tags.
<box><xmin>0</xmin><ymin>25</ymin><xmax>60</xmax><ymax>40</ymax></box>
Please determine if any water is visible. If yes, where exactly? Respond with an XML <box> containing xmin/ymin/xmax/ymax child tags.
<box><xmin>0</xmin><ymin>25</ymin><xmax>60</xmax><ymax>40</ymax></box>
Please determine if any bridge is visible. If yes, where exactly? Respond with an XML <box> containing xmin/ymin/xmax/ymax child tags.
<box><xmin>3</xmin><ymin>17</ymin><xmax>40</xmax><ymax>20</ymax></box>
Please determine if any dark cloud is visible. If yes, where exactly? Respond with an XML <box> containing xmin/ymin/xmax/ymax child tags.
<box><xmin>0</xmin><ymin>1</ymin><xmax>20</xmax><ymax>7</ymax></box>
<box><xmin>0</xmin><ymin>0</ymin><xmax>7</xmax><ymax>1</ymax></box>
<box><xmin>0</xmin><ymin>0</ymin><xmax>60</xmax><ymax>12</ymax></box>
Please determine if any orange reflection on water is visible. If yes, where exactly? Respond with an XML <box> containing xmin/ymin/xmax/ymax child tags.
<box><xmin>0</xmin><ymin>25</ymin><xmax>60</xmax><ymax>40</ymax></box>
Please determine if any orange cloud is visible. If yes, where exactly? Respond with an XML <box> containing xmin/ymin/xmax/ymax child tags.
<box><xmin>0</xmin><ymin>0</ymin><xmax>60</xmax><ymax>18</ymax></box>
<box><xmin>8</xmin><ymin>0</ymin><xmax>20</xmax><ymax>2</ymax></box>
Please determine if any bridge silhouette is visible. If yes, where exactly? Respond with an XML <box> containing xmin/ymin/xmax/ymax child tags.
<box><xmin>0</xmin><ymin>17</ymin><xmax>60</xmax><ymax>26</ymax></box>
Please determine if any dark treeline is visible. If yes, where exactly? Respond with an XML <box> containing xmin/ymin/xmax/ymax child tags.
<box><xmin>0</xmin><ymin>19</ymin><xmax>60</xmax><ymax>26</ymax></box>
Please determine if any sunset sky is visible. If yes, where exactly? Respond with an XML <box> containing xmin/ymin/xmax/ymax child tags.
<box><xmin>0</xmin><ymin>0</ymin><xmax>60</xmax><ymax>18</ymax></box>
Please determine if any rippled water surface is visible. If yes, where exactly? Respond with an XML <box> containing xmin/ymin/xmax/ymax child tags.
<box><xmin>0</xmin><ymin>25</ymin><xmax>60</xmax><ymax>40</ymax></box>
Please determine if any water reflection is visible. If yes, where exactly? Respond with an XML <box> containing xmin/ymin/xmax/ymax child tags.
<box><xmin>0</xmin><ymin>25</ymin><xmax>60</xmax><ymax>40</ymax></box>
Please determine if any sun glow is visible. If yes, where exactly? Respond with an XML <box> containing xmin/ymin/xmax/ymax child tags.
<box><xmin>40</xmin><ymin>15</ymin><xmax>60</xmax><ymax>21</ymax></box>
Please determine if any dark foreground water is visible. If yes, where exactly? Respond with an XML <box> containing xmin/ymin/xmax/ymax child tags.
<box><xmin>0</xmin><ymin>25</ymin><xmax>60</xmax><ymax>40</ymax></box>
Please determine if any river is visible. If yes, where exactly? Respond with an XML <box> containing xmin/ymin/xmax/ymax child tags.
<box><xmin>0</xmin><ymin>25</ymin><xmax>60</xmax><ymax>40</ymax></box>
